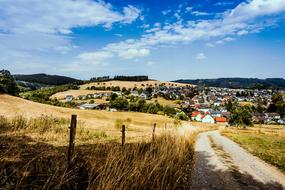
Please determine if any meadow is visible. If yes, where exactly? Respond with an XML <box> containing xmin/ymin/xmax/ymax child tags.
<box><xmin>0</xmin><ymin>94</ymin><xmax>178</xmax><ymax>139</ymax></box>
<box><xmin>80</xmin><ymin>80</ymin><xmax>191</xmax><ymax>90</ymax></box>
<box><xmin>0</xmin><ymin>114</ymin><xmax>197</xmax><ymax>189</ymax></box>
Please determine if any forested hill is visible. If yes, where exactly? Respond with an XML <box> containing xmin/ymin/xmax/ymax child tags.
<box><xmin>174</xmin><ymin>78</ymin><xmax>285</xmax><ymax>89</ymax></box>
<box><xmin>14</xmin><ymin>73</ymin><xmax>81</xmax><ymax>85</ymax></box>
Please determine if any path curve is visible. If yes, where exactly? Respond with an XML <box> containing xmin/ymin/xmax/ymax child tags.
<box><xmin>191</xmin><ymin>130</ymin><xmax>285</xmax><ymax>190</ymax></box>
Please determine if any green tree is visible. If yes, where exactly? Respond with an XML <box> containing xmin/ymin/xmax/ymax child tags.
<box><xmin>0</xmin><ymin>70</ymin><xmax>19</xmax><ymax>95</ymax></box>
<box><xmin>110</xmin><ymin>97</ymin><xmax>128</xmax><ymax>110</ymax></box>
<box><xmin>229</xmin><ymin>106</ymin><xmax>253</xmax><ymax>128</ymax></box>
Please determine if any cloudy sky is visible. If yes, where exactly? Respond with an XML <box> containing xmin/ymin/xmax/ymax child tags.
<box><xmin>0</xmin><ymin>0</ymin><xmax>285</xmax><ymax>80</ymax></box>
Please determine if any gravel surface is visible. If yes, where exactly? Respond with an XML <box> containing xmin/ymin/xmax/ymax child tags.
<box><xmin>190</xmin><ymin>131</ymin><xmax>285</xmax><ymax>190</ymax></box>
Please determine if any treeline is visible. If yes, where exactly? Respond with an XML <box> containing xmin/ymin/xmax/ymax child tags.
<box><xmin>109</xmin><ymin>95</ymin><xmax>189</xmax><ymax>120</ymax></box>
<box><xmin>14</xmin><ymin>73</ymin><xmax>82</xmax><ymax>85</ymax></box>
<box><xmin>113</xmin><ymin>75</ymin><xmax>148</xmax><ymax>81</ymax></box>
<box><xmin>20</xmin><ymin>84</ymin><xmax>79</xmax><ymax>107</ymax></box>
<box><xmin>90</xmin><ymin>75</ymin><xmax>149</xmax><ymax>82</ymax></box>
<box><xmin>176</xmin><ymin>78</ymin><xmax>285</xmax><ymax>89</ymax></box>
<box><xmin>90</xmin><ymin>76</ymin><xmax>111</xmax><ymax>82</ymax></box>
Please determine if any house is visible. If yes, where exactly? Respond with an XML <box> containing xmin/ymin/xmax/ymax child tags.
<box><xmin>265</xmin><ymin>113</ymin><xmax>281</xmax><ymax>120</ymax></box>
<box><xmin>140</xmin><ymin>91</ymin><xmax>150</xmax><ymax>99</ymax></box>
<box><xmin>130</xmin><ymin>90</ymin><xmax>139</xmax><ymax>96</ymax></box>
<box><xmin>277</xmin><ymin>119</ymin><xmax>285</xmax><ymax>125</ymax></box>
<box><xmin>211</xmin><ymin>111</ymin><xmax>222</xmax><ymax>117</ymax></box>
<box><xmin>252</xmin><ymin>113</ymin><xmax>266</xmax><ymax>123</ymax></box>
<box><xmin>65</xmin><ymin>95</ymin><xmax>73</xmax><ymax>102</ymax></box>
<box><xmin>215</xmin><ymin>117</ymin><xmax>227</xmax><ymax>123</ymax></box>
<box><xmin>201</xmin><ymin>114</ymin><xmax>215</xmax><ymax>124</ymax></box>
<box><xmin>79</xmin><ymin>103</ymin><xmax>101</xmax><ymax>110</ymax></box>
<box><xmin>191</xmin><ymin>111</ymin><xmax>202</xmax><ymax>121</ymax></box>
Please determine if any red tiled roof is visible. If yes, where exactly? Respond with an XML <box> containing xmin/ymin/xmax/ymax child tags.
<box><xmin>215</xmin><ymin>117</ymin><xmax>227</xmax><ymax>122</ymax></box>
<box><xmin>191</xmin><ymin>112</ymin><xmax>201</xmax><ymax>117</ymax></box>
<box><xmin>201</xmin><ymin>114</ymin><xmax>210</xmax><ymax>119</ymax></box>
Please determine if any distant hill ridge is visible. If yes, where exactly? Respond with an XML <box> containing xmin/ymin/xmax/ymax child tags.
<box><xmin>14</xmin><ymin>73</ymin><xmax>81</xmax><ymax>85</ymax></box>
<box><xmin>174</xmin><ymin>78</ymin><xmax>285</xmax><ymax>89</ymax></box>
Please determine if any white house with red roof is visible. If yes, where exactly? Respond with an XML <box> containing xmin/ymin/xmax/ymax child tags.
<box><xmin>201</xmin><ymin>114</ymin><xmax>215</xmax><ymax>124</ymax></box>
<box><xmin>191</xmin><ymin>111</ymin><xmax>202</xmax><ymax>121</ymax></box>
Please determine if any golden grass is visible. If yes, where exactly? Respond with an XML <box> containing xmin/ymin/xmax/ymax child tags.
<box><xmin>80</xmin><ymin>80</ymin><xmax>192</xmax><ymax>90</ymax></box>
<box><xmin>190</xmin><ymin>121</ymin><xmax>225</xmax><ymax>128</ymax></box>
<box><xmin>0</xmin><ymin>94</ymin><xmax>176</xmax><ymax>139</ymax></box>
<box><xmin>50</xmin><ymin>90</ymin><xmax>112</xmax><ymax>100</ymax></box>
<box><xmin>220</xmin><ymin>127</ymin><xmax>285</xmax><ymax>173</ymax></box>
<box><xmin>238</xmin><ymin>101</ymin><xmax>254</xmax><ymax>106</ymax></box>
<box><xmin>146</xmin><ymin>97</ymin><xmax>180</xmax><ymax>108</ymax></box>
<box><xmin>0</xmin><ymin>115</ymin><xmax>197</xmax><ymax>189</ymax></box>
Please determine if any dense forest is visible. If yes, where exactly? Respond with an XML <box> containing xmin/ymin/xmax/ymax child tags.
<box><xmin>175</xmin><ymin>78</ymin><xmax>285</xmax><ymax>89</ymax></box>
<box><xmin>90</xmin><ymin>75</ymin><xmax>149</xmax><ymax>82</ymax></box>
<box><xmin>14</xmin><ymin>73</ymin><xmax>81</xmax><ymax>85</ymax></box>
<box><xmin>113</xmin><ymin>75</ymin><xmax>149</xmax><ymax>81</ymax></box>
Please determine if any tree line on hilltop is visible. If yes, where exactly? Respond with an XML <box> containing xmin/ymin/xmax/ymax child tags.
<box><xmin>176</xmin><ymin>78</ymin><xmax>285</xmax><ymax>89</ymax></box>
<box><xmin>90</xmin><ymin>75</ymin><xmax>149</xmax><ymax>82</ymax></box>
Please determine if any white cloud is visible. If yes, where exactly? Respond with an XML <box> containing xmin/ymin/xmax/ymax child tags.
<box><xmin>215</xmin><ymin>2</ymin><xmax>235</xmax><ymax>7</ymax></box>
<box><xmin>78</xmin><ymin>51</ymin><xmax>113</xmax><ymax>62</ymax></box>
<box><xmin>162</xmin><ymin>10</ymin><xmax>171</xmax><ymax>15</ymax></box>
<box><xmin>147</xmin><ymin>61</ymin><xmax>156</xmax><ymax>66</ymax></box>
<box><xmin>0</xmin><ymin>0</ymin><xmax>141</xmax><ymax>34</ymax></box>
<box><xmin>118</xmin><ymin>48</ymin><xmax>150</xmax><ymax>59</ymax></box>
<box><xmin>191</xmin><ymin>11</ymin><xmax>212</xmax><ymax>16</ymax></box>
<box><xmin>206</xmin><ymin>43</ymin><xmax>215</xmax><ymax>47</ymax></box>
<box><xmin>196</xmin><ymin>53</ymin><xmax>206</xmax><ymax>60</ymax></box>
<box><xmin>141</xmin><ymin>24</ymin><xmax>150</xmax><ymax>29</ymax></box>
<box><xmin>78</xmin><ymin>0</ymin><xmax>285</xmax><ymax>61</ymax></box>
<box><xmin>185</xmin><ymin>7</ymin><xmax>193</xmax><ymax>13</ymax></box>
<box><xmin>224</xmin><ymin>0</ymin><xmax>285</xmax><ymax>24</ymax></box>
<box><xmin>237</xmin><ymin>30</ymin><xmax>249</xmax><ymax>36</ymax></box>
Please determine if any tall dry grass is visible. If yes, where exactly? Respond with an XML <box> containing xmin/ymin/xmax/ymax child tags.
<box><xmin>0</xmin><ymin>115</ymin><xmax>196</xmax><ymax>190</ymax></box>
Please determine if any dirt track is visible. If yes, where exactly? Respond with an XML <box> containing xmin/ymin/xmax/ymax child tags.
<box><xmin>191</xmin><ymin>131</ymin><xmax>285</xmax><ymax>190</ymax></box>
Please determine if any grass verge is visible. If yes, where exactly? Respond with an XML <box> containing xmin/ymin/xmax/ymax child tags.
<box><xmin>220</xmin><ymin>128</ymin><xmax>285</xmax><ymax>173</ymax></box>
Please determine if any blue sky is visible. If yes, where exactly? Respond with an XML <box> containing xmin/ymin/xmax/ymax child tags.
<box><xmin>0</xmin><ymin>0</ymin><xmax>285</xmax><ymax>80</ymax></box>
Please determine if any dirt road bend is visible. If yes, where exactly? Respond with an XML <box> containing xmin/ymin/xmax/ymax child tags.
<box><xmin>191</xmin><ymin>131</ymin><xmax>285</xmax><ymax>190</ymax></box>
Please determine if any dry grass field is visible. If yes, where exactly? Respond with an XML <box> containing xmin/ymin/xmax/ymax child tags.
<box><xmin>0</xmin><ymin>94</ymin><xmax>199</xmax><ymax>189</ymax></box>
<box><xmin>80</xmin><ymin>80</ymin><xmax>193</xmax><ymax>90</ymax></box>
<box><xmin>0</xmin><ymin>94</ymin><xmax>178</xmax><ymax>139</ymax></box>
<box><xmin>146</xmin><ymin>97</ymin><xmax>180</xmax><ymax>108</ymax></box>
<box><xmin>50</xmin><ymin>90</ymin><xmax>111</xmax><ymax>100</ymax></box>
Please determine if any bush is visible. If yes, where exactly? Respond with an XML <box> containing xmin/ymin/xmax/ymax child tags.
<box><xmin>0</xmin><ymin>70</ymin><xmax>19</xmax><ymax>95</ymax></box>
<box><xmin>110</xmin><ymin>97</ymin><xmax>128</xmax><ymax>110</ymax></box>
<box><xmin>175</xmin><ymin>112</ymin><xmax>189</xmax><ymax>121</ymax></box>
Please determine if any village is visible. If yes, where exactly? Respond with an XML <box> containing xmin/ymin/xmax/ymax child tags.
<box><xmin>60</xmin><ymin>83</ymin><xmax>285</xmax><ymax>125</ymax></box>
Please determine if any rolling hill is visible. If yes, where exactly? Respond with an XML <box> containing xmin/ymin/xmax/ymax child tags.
<box><xmin>0</xmin><ymin>94</ymin><xmax>176</xmax><ymax>138</ymax></box>
<box><xmin>14</xmin><ymin>73</ymin><xmax>81</xmax><ymax>85</ymax></box>
<box><xmin>175</xmin><ymin>78</ymin><xmax>285</xmax><ymax>89</ymax></box>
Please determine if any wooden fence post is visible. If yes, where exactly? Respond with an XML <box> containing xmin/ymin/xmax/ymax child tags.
<box><xmin>67</xmin><ymin>114</ymin><xmax>77</xmax><ymax>165</ymax></box>
<box><xmin>122</xmin><ymin>125</ymin><xmax>126</xmax><ymax>146</ymax></box>
<box><xmin>152</xmin><ymin>123</ymin><xmax>156</xmax><ymax>141</ymax></box>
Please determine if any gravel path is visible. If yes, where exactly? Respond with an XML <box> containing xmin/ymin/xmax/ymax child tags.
<box><xmin>190</xmin><ymin>131</ymin><xmax>285</xmax><ymax>190</ymax></box>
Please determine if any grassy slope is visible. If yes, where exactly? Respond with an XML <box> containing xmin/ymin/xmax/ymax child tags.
<box><xmin>0</xmin><ymin>94</ymin><xmax>177</xmax><ymax>139</ymax></box>
<box><xmin>0</xmin><ymin>95</ymin><xmax>198</xmax><ymax>189</ymax></box>
<box><xmin>80</xmin><ymin>80</ymin><xmax>191</xmax><ymax>90</ymax></box>
<box><xmin>221</xmin><ymin>128</ymin><xmax>285</xmax><ymax>173</ymax></box>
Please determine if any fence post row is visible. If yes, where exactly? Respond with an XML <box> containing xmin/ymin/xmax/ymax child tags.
<box><xmin>122</xmin><ymin>125</ymin><xmax>126</xmax><ymax>146</ymax></box>
<box><xmin>152</xmin><ymin>123</ymin><xmax>156</xmax><ymax>141</ymax></box>
<box><xmin>67</xmin><ymin>114</ymin><xmax>77</xmax><ymax>165</ymax></box>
